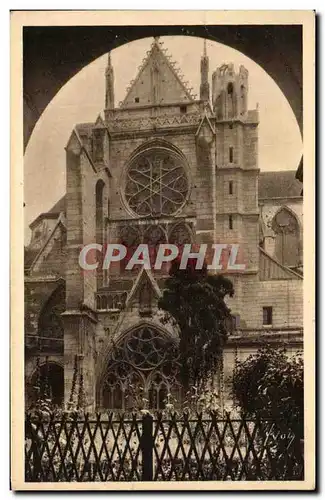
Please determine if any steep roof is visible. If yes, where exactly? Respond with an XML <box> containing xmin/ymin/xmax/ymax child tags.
<box><xmin>48</xmin><ymin>196</ymin><xmax>66</xmax><ymax>214</ymax></box>
<box><xmin>120</xmin><ymin>38</ymin><xmax>196</xmax><ymax>108</ymax></box>
<box><xmin>29</xmin><ymin>196</ymin><xmax>66</xmax><ymax>230</ymax></box>
<box><xmin>259</xmin><ymin>171</ymin><xmax>302</xmax><ymax>199</ymax></box>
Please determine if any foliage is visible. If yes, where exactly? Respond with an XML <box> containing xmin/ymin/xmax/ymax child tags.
<box><xmin>232</xmin><ymin>344</ymin><xmax>304</xmax><ymax>438</ymax></box>
<box><xmin>158</xmin><ymin>255</ymin><xmax>234</xmax><ymax>389</ymax></box>
<box><xmin>160</xmin><ymin>385</ymin><xmax>222</xmax><ymax>419</ymax></box>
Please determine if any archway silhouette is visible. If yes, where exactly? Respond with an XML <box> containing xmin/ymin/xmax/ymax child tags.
<box><xmin>24</xmin><ymin>25</ymin><xmax>302</xmax><ymax>149</ymax></box>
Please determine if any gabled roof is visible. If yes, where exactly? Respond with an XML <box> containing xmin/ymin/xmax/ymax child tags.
<box><xmin>25</xmin><ymin>215</ymin><xmax>66</xmax><ymax>274</ymax></box>
<box><xmin>125</xmin><ymin>268</ymin><xmax>162</xmax><ymax>309</ymax></box>
<box><xmin>120</xmin><ymin>38</ymin><xmax>196</xmax><ymax>108</ymax></box>
<box><xmin>29</xmin><ymin>196</ymin><xmax>66</xmax><ymax>230</ymax></box>
<box><xmin>259</xmin><ymin>171</ymin><xmax>302</xmax><ymax>199</ymax></box>
<box><xmin>48</xmin><ymin>196</ymin><xmax>66</xmax><ymax>214</ymax></box>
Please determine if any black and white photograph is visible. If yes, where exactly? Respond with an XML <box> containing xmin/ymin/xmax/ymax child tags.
<box><xmin>10</xmin><ymin>10</ymin><xmax>315</xmax><ymax>491</ymax></box>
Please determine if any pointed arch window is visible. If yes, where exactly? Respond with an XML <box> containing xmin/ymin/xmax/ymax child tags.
<box><xmin>101</xmin><ymin>326</ymin><xmax>181</xmax><ymax>411</ymax></box>
<box><xmin>169</xmin><ymin>223</ymin><xmax>192</xmax><ymax>246</ymax></box>
<box><xmin>143</xmin><ymin>225</ymin><xmax>167</xmax><ymax>269</ymax></box>
<box><xmin>272</xmin><ymin>207</ymin><xmax>300</xmax><ymax>267</ymax></box>
<box><xmin>169</xmin><ymin>223</ymin><xmax>193</xmax><ymax>271</ymax></box>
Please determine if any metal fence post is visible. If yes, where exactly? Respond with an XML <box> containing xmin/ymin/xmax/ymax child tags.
<box><xmin>141</xmin><ymin>414</ymin><xmax>153</xmax><ymax>481</ymax></box>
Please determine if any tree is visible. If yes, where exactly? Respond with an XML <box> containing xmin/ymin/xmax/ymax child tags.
<box><xmin>232</xmin><ymin>344</ymin><xmax>304</xmax><ymax>438</ymax></box>
<box><xmin>158</xmin><ymin>255</ymin><xmax>234</xmax><ymax>390</ymax></box>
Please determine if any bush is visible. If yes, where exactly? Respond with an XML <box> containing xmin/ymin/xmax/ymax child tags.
<box><xmin>232</xmin><ymin>345</ymin><xmax>303</xmax><ymax>438</ymax></box>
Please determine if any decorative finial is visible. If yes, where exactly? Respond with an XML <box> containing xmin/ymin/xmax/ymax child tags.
<box><xmin>154</xmin><ymin>36</ymin><xmax>160</xmax><ymax>43</ymax></box>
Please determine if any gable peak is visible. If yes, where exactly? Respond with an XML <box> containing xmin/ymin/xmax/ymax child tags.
<box><xmin>119</xmin><ymin>37</ymin><xmax>197</xmax><ymax>108</ymax></box>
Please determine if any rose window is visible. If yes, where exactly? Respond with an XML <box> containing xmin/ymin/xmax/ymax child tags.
<box><xmin>124</xmin><ymin>148</ymin><xmax>189</xmax><ymax>217</ymax></box>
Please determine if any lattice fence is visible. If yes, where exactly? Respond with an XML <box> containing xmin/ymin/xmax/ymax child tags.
<box><xmin>25</xmin><ymin>413</ymin><xmax>304</xmax><ymax>482</ymax></box>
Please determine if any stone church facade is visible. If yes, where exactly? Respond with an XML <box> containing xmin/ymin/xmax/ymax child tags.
<box><xmin>24</xmin><ymin>38</ymin><xmax>303</xmax><ymax>412</ymax></box>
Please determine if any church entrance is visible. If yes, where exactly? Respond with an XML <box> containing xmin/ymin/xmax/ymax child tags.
<box><xmin>100</xmin><ymin>325</ymin><xmax>182</xmax><ymax>411</ymax></box>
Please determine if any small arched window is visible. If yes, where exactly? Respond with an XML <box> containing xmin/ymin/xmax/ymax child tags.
<box><xmin>272</xmin><ymin>207</ymin><xmax>300</xmax><ymax>267</ymax></box>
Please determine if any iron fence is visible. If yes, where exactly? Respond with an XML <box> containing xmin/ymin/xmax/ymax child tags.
<box><xmin>25</xmin><ymin>412</ymin><xmax>304</xmax><ymax>482</ymax></box>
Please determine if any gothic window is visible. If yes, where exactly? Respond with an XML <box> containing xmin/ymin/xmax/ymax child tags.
<box><xmin>169</xmin><ymin>223</ymin><xmax>192</xmax><ymax>256</ymax></box>
<box><xmin>124</xmin><ymin>148</ymin><xmax>189</xmax><ymax>217</ymax></box>
<box><xmin>101</xmin><ymin>326</ymin><xmax>180</xmax><ymax>410</ymax></box>
<box><xmin>229</xmin><ymin>147</ymin><xmax>234</xmax><ymax>163</ymax></box>
<box><xmin>272</xmin><ymin>207</ymin><xmax>300</xmax><ymax>267</ymax></box>
<box><xmin>143</xmin><ymin>225</ymin><xmax>167</xmax><ymax>268</ymax></box>
<box><xmin>148</xmin><ymin>372</ymin><xmax>168</xmax><ymax>410</ymax></box>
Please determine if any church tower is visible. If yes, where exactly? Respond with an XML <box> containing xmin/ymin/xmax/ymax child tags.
<box><xmin>200</xmin><ymin>39</ymin><xmax>210</xmax><ymax>102</ymax></box>
<box><xmin>212</xmin><ymin>63</ymin><xmax>259</xmax><ymax>277</ymax></box>
<box><xmin>212</xmin><ymin>64</ymin><xmax>248</xmax><ymax>120</ymax></box>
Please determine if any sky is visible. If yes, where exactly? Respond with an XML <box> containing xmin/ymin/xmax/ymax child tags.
<box><xmin>24</xmin><ymin>35</ymin><xmax>303</xmax><ymax>243</ymax></box>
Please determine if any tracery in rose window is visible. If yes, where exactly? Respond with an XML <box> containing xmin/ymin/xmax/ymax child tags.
<box><xmin>102</xmin><ymin>326</ymin><xmax>181</xmax><ymax>410</ymax></box>
<box><xmin>124</xmin><ymin>148</ymin><xmax>189</xmax><ymax>217</ymax></box>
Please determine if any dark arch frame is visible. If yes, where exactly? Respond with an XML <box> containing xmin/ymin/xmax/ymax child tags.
<box><xmin>24</xmin><ymin>25</ymin><xmax>302</xmax><ymax>150</ymax></box>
